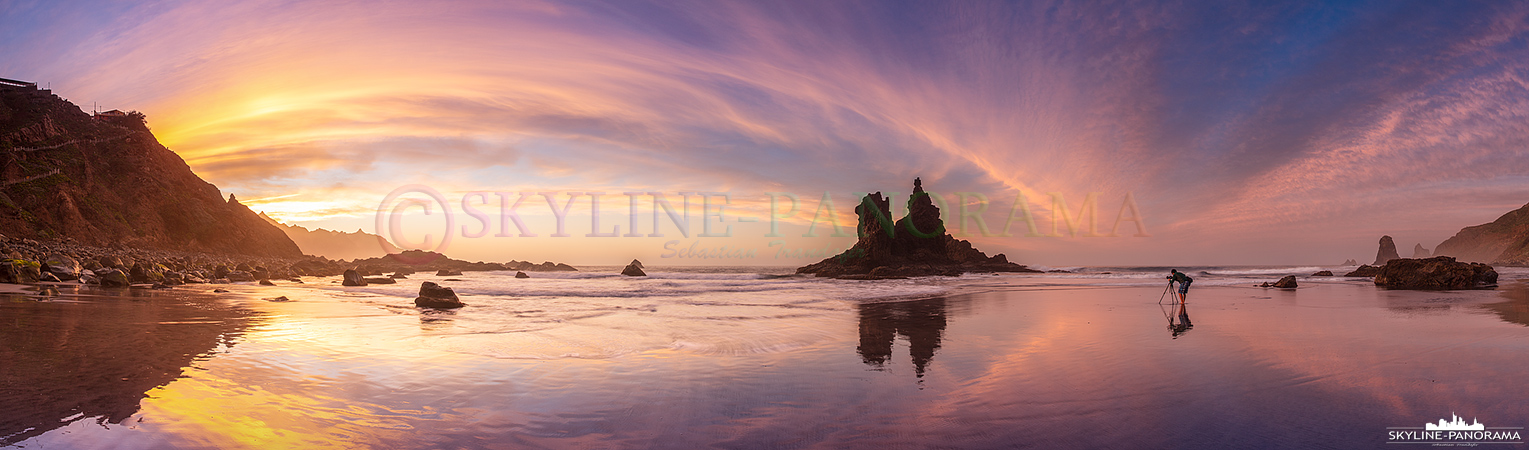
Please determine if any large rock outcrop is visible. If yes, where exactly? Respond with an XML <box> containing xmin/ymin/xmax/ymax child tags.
<box><xmin>1374</xmin><ymin>235</ymin><xmax>1400</xmax><ymax>266</ymax></box>
<box><xmin>1412</xmin><ymin>244</ymin><xmax>1431</xmax><ymax>258</ymax></box>
<box><xmin>1373</xmin><ymin>256</ymin><xmax>1498</xmax><ymax>290</ymax></box>
<box><xmin>1435</xmin><ymin>202</ymin><xmax>1529</xmax><ymax>263</ymax></box>
<box><xmin>0</xmin><ymin>86</ymin><xmax>301</xmax><ymax>257</ymax></box>
<box><xmin>796</xmin><ymin>178</ymin><xmax>1040</xmax><ymax>278</ymax></box>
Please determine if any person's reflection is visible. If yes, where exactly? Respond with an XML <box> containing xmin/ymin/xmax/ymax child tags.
<box><xmin>857</xmin><ymin>298</ymin><xmax>947</xmax><ymax>378</ymax></box>
<box><xmin>1170</xmin><ymin>301</ymin><xmax>1194</xmax><ymax>337</ymax></box>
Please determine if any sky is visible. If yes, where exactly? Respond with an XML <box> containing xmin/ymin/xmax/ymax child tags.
<box><xmin>3</xmin><ymin>0</ymin><xmax>1528</xmax><ymax>266</ymax></box>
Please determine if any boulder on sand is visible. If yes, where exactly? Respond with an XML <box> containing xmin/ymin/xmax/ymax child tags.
<box><xmin>43</xmin><ymin>254</ymin><xmax>81</xmax><ymax>280</ymax></box>
<box><xmin>415</xmin><ymin>281</ymin><xmax>465</xmax><ymax>308</ymax></box>
<box><xmin>98</xmin><ymin>268</ymin><xmax>129</xmax><ymax>287</ymax></box>
<box><xmin>1272</xmin><ymin>275</ymin><xmax>1298</xmax><ymax>288</ymax></box>
<box><xmin>1373</xmin><ymin>256</ymin><xmax>1498</xmax><ymax>290</ymax></box>
<box><xmin>342</xmin><ymin>269</ymin><xmax>367</xmax><ymax>286</ymax></box>
<box><xmin>363</xmin><ymin>277</ymin><xmax>397</xmax><ymax>284</ymax></box>
<box><xmin>621</xmin><ymin>260</ymin><xmax>646</xmax><ymax>277</ymax></box>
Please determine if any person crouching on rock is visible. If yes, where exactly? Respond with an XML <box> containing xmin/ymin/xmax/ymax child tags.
<box><xmin>1167</xmin><ymin>269</ymin><xmax>1193</xmax><ymax>304</ymax></box>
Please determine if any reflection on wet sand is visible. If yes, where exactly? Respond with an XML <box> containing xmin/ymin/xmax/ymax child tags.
<box><xmin>857</xmin><ymin>298</ymin><xmax>946</xmax><ymax>377</ymax></box>
<box><xmin>1170</xmin><ymin>302</ymin><xmax>1193</xmax><ymax>337</ymax></box>
<box><xmin>1482</xmin><ymin>280</ymin><xmax>1529</xmax><ymax>327</ymax></box>
<box><xmin>0</xmin><ymin>288</ymin><xmax>256</xmax><ymax>445</ymax></box>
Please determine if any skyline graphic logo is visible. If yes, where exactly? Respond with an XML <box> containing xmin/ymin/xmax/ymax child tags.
<box><xmin>1387</xmin><ymin>413</ymin><xmax>1522</xmax><ymax>445</ymax></box>
<box><xmin>1426</xmin><ymin>413</ymin><xmax>1486</xmax><ymax>431</ymax></box>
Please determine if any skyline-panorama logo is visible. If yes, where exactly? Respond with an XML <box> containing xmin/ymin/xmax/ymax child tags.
<box><xmin>1388</xmin><ymin>413</ymin><xmax>1523</xmax><ymax>445</ymax></box>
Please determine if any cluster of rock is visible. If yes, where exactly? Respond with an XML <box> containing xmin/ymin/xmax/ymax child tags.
<box><xmin>0</xmin><ymin>234</ymin><xmax>576</xmax><ymax>289</ymax></box>
<box><xmin>796</xmin><ymin>179</ymin><xmax>1041</xmax><ymax>279</ymax></box>
<box><xmin>1373</xmin><ymin>256</ymin><xmax>1497</xmax><ymax>289</ymax></box>
<box><xmin>346</xmin><ymin>250</ymin><xmax>575</xmax><ymax>276</ymax></box>
<box><xmin>0</xmin><ymin>234</ymin><xmax>346</xmax><ymax>286</ymax></box>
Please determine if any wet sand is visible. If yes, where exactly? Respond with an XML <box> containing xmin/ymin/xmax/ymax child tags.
<box><xmin>4</xmin><ymin>275</ymin><xmax>1529</xmax><ymax>449</ymax></box>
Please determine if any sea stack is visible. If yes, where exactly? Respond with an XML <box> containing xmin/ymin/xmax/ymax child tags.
<box><xmin>1412</xmin><ymin>244</ymin><xmax>1431</xmax><ymax>258</ymax></box>
<box><xmin>796</xmin><ymin>178</ymin><xmax>1041</xmax><ymax>279</ymax></box>
<box><xmin>1374</xmin><ymin>235</ymin><xmax>1400</xmax><ymax>265</ymax></box>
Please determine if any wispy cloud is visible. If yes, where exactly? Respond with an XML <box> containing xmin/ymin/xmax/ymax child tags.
<box><xmin>5</xmin><ymin>0</ymin><xmax>1528</xmax><ymax>264</ymax></box>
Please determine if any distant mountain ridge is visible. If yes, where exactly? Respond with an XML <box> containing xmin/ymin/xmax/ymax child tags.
<box><xmin>257</xmin><ymin>212</ymin><xmax>401</xmax><ymax>260</ymax></box>
<box><xmin>1434</xmin><ymin>202</ymin><xmax>1529</xmax><ymax>265</ymax></box>
<box><xmin>0</xmin><ymin>81</ymin><xmax>300</xmax><ymax>257</ymax></box>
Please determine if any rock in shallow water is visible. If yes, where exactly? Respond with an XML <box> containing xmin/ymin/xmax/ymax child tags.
<box><xmin>342</xmin><ymin>269</ymin><xmax>367</xmax><ymax>286</ymax></box>
<box><xmin>1374</xmin><ymin>256</ymin><xmax>1497</xmax><ymax>289</ymax></box>
<box><xmin>515</xmin><ymin>271</ymin><xmax>529</xmax><ymax>279</ymax></box>
<box><xmin>415</xmin><ymin>281</ymin><xmax>465</xmax><ymax>308</ymax></box>
<box><xmin>621</xmin><ymin>259</ymin><xmax>646</xmax><ymax>277</ymax></box>
<box><xmin>98</xmin><ymin>269</ymin><xmax>129</xmax><ymax>287</ymax></box>
<box><xmin>1344</xmin><ymin>265</ymin><xmax>1382</xmax><ymax>277</ymax></box>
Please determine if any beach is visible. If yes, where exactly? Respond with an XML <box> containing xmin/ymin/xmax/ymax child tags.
<box><xmin>4</xmin><ymin>267</ymin><xmax>1529</xmax><ymax>449</ymax></box>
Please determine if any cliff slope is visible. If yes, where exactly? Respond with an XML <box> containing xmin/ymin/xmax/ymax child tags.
<box><xmin>0</xmin><ymin>85</ymin><xmax>300</xmax><ymax>257</ymax></box>
<box><xmin>1434</xmin><ymin>202</ymin><xmax>1529</xmax><ymax>264</ymax></box>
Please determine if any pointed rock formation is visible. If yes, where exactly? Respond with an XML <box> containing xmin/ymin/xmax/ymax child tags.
<box><xmin>621</xmin><ymin>259</ymin><xmax>646</xmax><ymax>276</ymax></box>
<box><xmin>1412</xmin><ymin>243</ymin><xmax>1431</xmax><ymax>258</ymax></box>
<box><xmin>1374</xmin><ymin>235</ymin><xmax>1400</xmax><ymax>266</ymax></box>
<box><xmin>1342</xmin><ymin>259</ymin><xmax>1358</xmax><ymax>266</ymax></box>
<box><xmin>796</xmin><ymin>178</ymin><xmax>1040</xmax><ymax>278</ymax></box>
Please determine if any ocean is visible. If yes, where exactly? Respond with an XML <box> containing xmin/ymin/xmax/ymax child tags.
<box><xmin>4</xmin><ymin>265</ymin><xmax>1528</xmax><ymax>449</ymax></box>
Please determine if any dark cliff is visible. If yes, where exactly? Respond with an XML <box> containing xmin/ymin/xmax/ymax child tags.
<box><xmin>0</xmin><ymin>85</ymin><xmax>301</xmax><ymax>257</ymax></box>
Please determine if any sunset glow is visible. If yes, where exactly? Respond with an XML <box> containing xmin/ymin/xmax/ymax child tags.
<box><xmin>7</xmin><ymin>1</ymin><xmax>1529</xmax><ymax>265</ymax></box>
